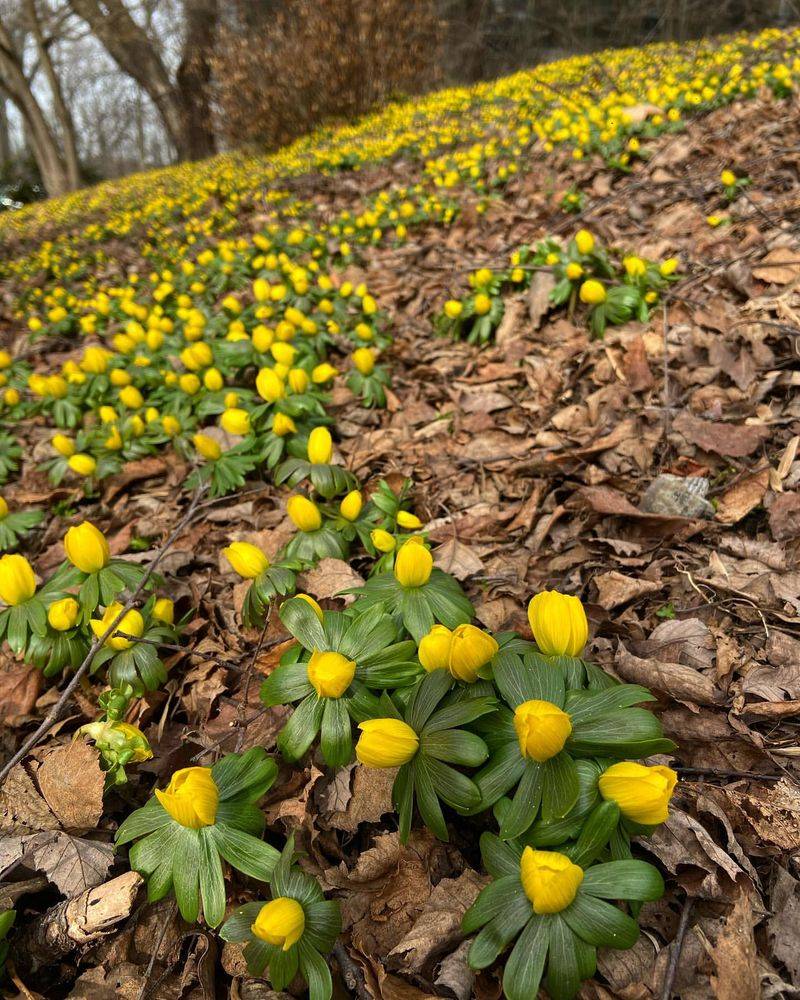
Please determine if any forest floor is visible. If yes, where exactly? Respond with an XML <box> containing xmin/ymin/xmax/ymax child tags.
<box><xmin>3</xmin><ymin>80</ymin><xmax>800</xmax><ymax>1000</ymax></box>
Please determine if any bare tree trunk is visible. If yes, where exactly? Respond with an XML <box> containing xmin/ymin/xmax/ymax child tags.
<box><xmin>24</xmin><ymin>0</ymin><xmax>81</xmax><ymax>189</ymax></box>
<box><xmin>0</xmin><ymin>19</ymin><xmax>72</xmax><ymax>196</ymax></box>
<box><xmin>68</xmin><ymin>0</ymin><xmax>218</xmax><ymax>162</ymax></box>
<box><xmin>0</xmin><ymin>96</ymin><xmax>11</xmax><ymax>164</ymax></box>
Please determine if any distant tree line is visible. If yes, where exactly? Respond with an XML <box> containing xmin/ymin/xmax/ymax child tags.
<box><xmin>0</xmin><ymin>0</ymin><xmax>795</xmax><ymax>204</ymax></box>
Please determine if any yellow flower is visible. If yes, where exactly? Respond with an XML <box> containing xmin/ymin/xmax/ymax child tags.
<box><xmin>418</xmin><ymin>624</ymin><xmax>453</xmax><ymax>672</ymax></box>
<box><xmin>623</xmin><ymin>255</ymin><xmax>646</xmax><ymax>278</ymax></box>
<box><xmin>371</xmin><ymin>528</ymin><xmax>396</xmax><ymax>552</ymax></box>
<box><xmin>307</xmin><ymin>649</ymin><xmax>356</xmax><ymax>698</ymax></box>
<box><xmin>194</xmin><ymin>433</ymin><xmax>221</xmax><ymax>461</ymax></box>
<box><xmin>153</xmin><ymin>598</ymin><xmax>175</xmax><ymax>624</ymax></box>
<box><xmin>287</xmin><ymin>495</ymin><xmax>322</xmax><ymax>532</ymax></box>
<box><xmin>706</xmin><ymin>214</ymin><xmax>722</xmax><ymax>227</ymax></box>
<box><xmin>565</xmin><ymin>261</ymin><xmax>583</xmax><ymax>280</ymax></box>
<box><xmin>251</xmin><ymin>897</ymin><xmax>305</xmax><ymax>951</ymax></box>
<box><xmin>720</xmin><ymin>169</ymin><xmax>736</xmax><ymax>186</ymax></box>
<box><xmin>90</xmin><ymin>602</ymin><xmax>144</xmax><ymax>650</ymax></box>
<box><xmin>80</xmin><ymin>346</ymin><xmax>110</xmax><ymax>374</ymax></box>
<box><xmin>513</xmin><ymin>699</ymin><xmax>572</xmax><ymax>762</ymax></box>
<box><xmin>294</xmin><ymin>593</ymin><xmax>324</xmax><ymax>622</ymax></box>
<box><xmin>79</xmin><ymin>720</ymin><xmax>153</xmax><ymax>762</ymax></box>
<box><xmin>0</xmin><ymin>497</ymin><xmax>6</xmax><ymax>520</ymax></box>
<box><xmin>223</xmin><ymin>541</ymin><xmax>270</xmax><ymax>578</ymax></box>
<box><xmin>3</xmin><ymin>388</ymin><xmax>19</xmax><ymax>406</ymax></box>
<box><xmin>64</xmin><ymin>521</ymin><xmax>110</xmax><ymax>573</ymax></box>
<box><xmin>579</xmin><ymin>279</ymin><xmax>606</xmax><ymax>305</ymax></box>
<box><xmin>449</xmin><ymin>624</ymin><xmax>499</xmax><ymax>682</ymax></box>
<box><xmin>520</xmin><ymin>848</ymin><xmax>583</xmax><ymax>914</ymax></box>
<box><xmin>204</xmin><ymin>367</ymin><xmax>224</xmax><ymax>391</ymax></box>
<box><xmin>179</xmin><ymin>373</ymin><xmax>201</xmax><ymax>395</ymax></box>
<box><xmin>220</xmin><ymin>408</ymin><xmax>251</xmax><ymax>436</ymax></box>
<box><xmin>119</xmin><ymin>385</ymin><xmax>143</xmax><ymax>409</ymax></box>
<box><xmin>575</xmin><ymin>229</ymin><xmax>594</xmax><ymax>255</ymax></box>
<box><xmin>598</xmin><ymin>762</ymin><xmax>678</xmax><ymax>825</ymax></box>
<box><xmin>0</xmin><ymin>554</ymin><xmax>36</xmax><ymax>605</ymax></box>
<box><xmin>352</xmin><ymin>348</ymin><xmax>375</xmax><ymax>375</ymax></box>
<box><xmin>68</xmin><ymin>453</ymin><xmax>97</xmax><ymax>476</ymax></box>
<box><xmin>659</xmin><ymin>258</ymin><xmax>678</xmax><ymax>277</ymax></box>
<box><xmin>527</xmin><ymin>590</ymin><xmax>588</xmax><ymax>658</ymax></box>
<box><xmin>394</xmin><ymin>538</ymin><xmax>433</xmax><ymax>588</ymax></box>
<box><xmin>444</xmin><ymin>300</ymin><xmax>463</xmax><ymax>319</ymax></box>
<box><xmin>356</xmin><ymin>718</ymin><xmax>419</xmax><ymax>767</ymax></box>
<box><xmin>288</xmin><ymin>368</ymin><xmax>309</xmax><ymax>394</ymax></box>
<box><xmin>162</xmin><ymin>415</ymin><xmax>181</xmax><ymax>436</ymax></box>
<box><xmin>272</xmin><ymin>412</ymin><xmax>297</xmax><ymax>436</ymax></box>
<box><xmin>307</xmin><ymin>426</ymin><xmax>333</xmax><ymax>464</ymax></box>
<box><xmin>155</xmin><ymin>766</ymin><xmax>219</xmax><ymax>829</ymax></box>
<box><xmin>473</xmin><ymin>293</ymin><xmax>491</xmax><ymax>316</ymax></box>
<box><xmin>312</xmin><ymin>362</ymin><xmax>338</xmax><ymax>384</ymax></box>
<box><xmin>397</xmin><ymin>511</ymin><xmax>422</xmax><ymax>530</ymax></box>
<box><xmin>340</xmin><ymin>490</ymin><xmax>363</xmax><ymax>521</ymax></box>
<box><xmin>0</xmin><ymin>349</ymin><xmax>10</xmax><ymax>368</ymax></box>
<box><xmin>256</xmin><ymin>366</ymin><xmax>285</xmax><ymax>403</ymax></box>
<box><xmin>48</xmin><ymin>596</ymin><xmax>80</xmax><ymax>631</ymax></box>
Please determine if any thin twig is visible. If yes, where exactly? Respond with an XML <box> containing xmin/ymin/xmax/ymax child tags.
<box><xmin>136</xmin><ymin>900</ymin><xmax>177</xmax><ymax>1000</ymax></box>
<box><xmin>660</xmin><ymin>895</ymin><xmax>694</xmax><ymax>1000</ymax></box>
<box><xmin>0</xmin><ymin>487</ymin><xmax>205</xmax><ymax>786</ymax></box>
<box><xmin>333</xmin><ymin>941</ymin><xmax>370</xmax><ymax>1000</ymax></box>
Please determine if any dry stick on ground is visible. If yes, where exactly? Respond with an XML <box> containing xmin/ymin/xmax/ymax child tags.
<box><xmin>660</xmin><ymin>895</ymin><xmax>694</xmax><ymax>1000</ymax></box>
<box><xmin>0</xmin><ymin>486</ymin><xmax>206</xmax><ymax>787</ymax></box>
<box><xmin>235</xmin><ymin>604</ymin><xmax>272</xmax><ymax>752</ymax></box>
<box><xmin>136</xmin><ymin>899</ymin><xmax>178</xmax><ymax>1000</ymax></box>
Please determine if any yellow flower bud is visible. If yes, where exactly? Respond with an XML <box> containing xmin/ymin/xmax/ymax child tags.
<box><xmin>579</xmin><ymin>279</ymin><xmax>606</xmax><ymax>305</ymax></box>
<box><xmin>119</xmin><ymin>385</ymin><xmax>143</xmax><ymax>409</ymax></box>
<box><xmin>514</xmin><ymin>699</ymin><xmax>572</xmax><ymax>762</ymax></box>
<box><xmin>287</xmin><ymin>495</ymin><xmax>322</xmax><ymax>533</ymax></box>
<box><xmin>371</xmin><ymin>529</ymin><xmax>396</xmax><ymax>553</ymax></box>
<box><xmin>352</xmin><ymin>348</ymin><xmax>375</xmax><ymax>375</ymax></box>
<box><xmin>223</xmin><ymin>541</ymin><xmax>269</xmax><ymax>579</ymax></box>
<box><xmin>64</xmin><ymin>521</ymin><xmax>110</xmax><ymax>573</ymax></box>
<box><xmin>293</xmin><ymin>593</ymin><xmax>324</xmax><ymax>621</ymax></box>
<box><xmin>287</xmin><ymin>368</ymin><xmax>309</xmax><ymax>394</ymax></box>
<box><xmin>311</xmin><ymin>363</ymin><xmax>338</xmax><ymax>384</ymax></box>
<box><xmin>204</xmin><ymin>367</ymin><xmax>224</xmax><ymax>391</ymax></box>
<box><xmin>307</xmin><ymin>649</ymin><xmax>356</xmax><ymax>698</ymax></box>
<box><xmin>0</xmin><ymin>497</ymin><xmax>6</xmax><ymax>520</ymax></box>
<box><xmin>720</xmin><ymin>169</ymin><xmax>736</xmax><ymax>187</ymax></box>
<box><xmin>48</xmin><ymin>596</ymin><xmax>80</xmax><ymax>631</ymax></box>
<box><xmin>527</xmin><ymin>590</ymin><xmax>588</xmax><ymax>658</ymax></box>
<box><xmin>356</xmin><ymin>718</ymin><xmax>419</xmax><ymax>767</ymax></box>
<box><xmin>251</xmin><ymin>897</ymin><xmax>305</xmax><ymax>951</ymax></box>
<box><xmin>418</xmin><ymin>624</ymin><xmax>452</xmax><ymax>672</ymax></box>
<box><xmin>307</xmin><ymin>426</ymin><xmax>333</xmax><ymax>464</ymax></box>
<box><xmin>52</xmin><ymin>434</ymin><xmax>75</xmax><ymax>458</ymax></box>
<box><xmin>155</xmin><ymin>766</ymin><xmax>219</xmax><ymax>829</ymax></box>
<box><xmin>256</xmin><ymin>367</ymin><xmax>285</xmax><ymax>403</ymax></box>
<box><xmin>90</xmin><ymin>602</ymin><xmax>144</xmax><ymax>650</ymax></box>
<box><xmin>272</xmin><ymin>412</ymin><xmax>297</xmax><ymax>437</ymax></box>
<box><xmin>520</xmin><ymin>848</ymin><xmax>583</xmax><ymax>914</ymax></box>
<box><xmin>68</xmin><ymin>453</ymin><xmax>97</xmax><ymax>476</ymax></box>
<box><xmin>0</xmin><ymin>554</ymin><xmax>36</xmax><ymax>605</ymax></box>
<box><xmin>80</xmin><ymin>346</ymin><xmax>110</xmax><ymax>374</ymax></box>
<box><xmin>659</xmin><ymin>258</ymin><xmax>678</xmax><ymax>277</ymax></box>
<box><xmin>153</xmin><ymin>597</ymin><xmax>174</xmax><ymax>624</ymax></box>
<box><xmin>162</xmin><ymin>415</ymin><xmax>181</xmax><ymax>436</ymax></box>
<box><xmin>3</xmin><ymin>388</ymin><xmax>19</xmax><ymax>406</ymax></box>
<box><xmin>575</xmin><ymin>229</ymin><xmax>594</xmax><ymax>255</ymax></box>
<box><xmin>598</xmin><ymin>762</ymin><xmax>678</xmax><ymax>825</ymax></box>
<box><xmin>444</xmin><ymin>300</ymin><xmax>463</xmax><ymax>319</ymax></box>
<box><xmin>220</xmin><ymin>408</ymin><xmax>251</xmax><ymax>436</ymax></box>
<box><xmin>193</xmin><ymin>433</ymin><xmax>221</xmax><ymax>461</ymax></box>
<box><xmin>623</xmin><ymin>255</ymin><xmax>646</xmax><ymax>278</ymax></box>
<box><xmin>179</xmin><ymin>373</ymin><xmax>200</xmax><ymax>395</ymax></box>
<box><xmin>565</xmin><ymin>262</ymin><xmax>583</xmax><ymax>281</ymax></box>
<box><xmin>99</xmin><ymin>405</ymin><xmax>118</xmax><ymax>424</ymax></box>
<box><xmin>448</xmin><ymin>624</ymin><xmax>499</xmax><ymax>682</ymax></box>
<box><xmin>397</xmin><ymin>511</ymin><xmax>423</xmax><ymax>530</ymax></box>
<box><xmin>0</xmin><ymin>349</ymin><xmax>10</xmax><ymax>368</ymax></box>
<box><xmin>394</xmin><ymin>539</ymin><xmax>433</xmax><ymax>588</ymax></box>
<box><xmin>339</xmin><ymin>490</ymin><xmax>363</xmax><ymax>521</ymax></box>
<box><xmin>473</xmin><ymin>293</ymin><xmax>491</xmax><ymax>316</ymax></box>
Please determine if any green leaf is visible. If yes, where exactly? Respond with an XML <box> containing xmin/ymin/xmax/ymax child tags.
<box><xmin>198</xmin><ymin>828</ymin><xmax>226</xmax><ymax>927</ymax></box>
<box><xmin>499</xmin><ymin>761</ymin><xmax>542</xmax><ymax>840</ymax></box>
<box><xmin>541</xmin><ymin>752</ymin><xmax>580</xmax><ymax>822</ymax></box>
<box><xmin>220</xmin><ymin>901</ymin><xmax>264</xmax><ymax>942</ymax></box>
<box><xmin>320</xmin><ymin>696</ymin><xmax>352</xmax><ymax>767</ymax></box>
<box><xmin>212</xmin><ymin>746</ymin><xmax>278</xmax><ymax>802</ymax></box>
<box><xmin>503</xmin><ymin>914</ymin><xmax>549</xmax><ymax>1000</ymax></box>
<box><xmin>270</xmin><ymin>944</ymin><xmax>299</xmax><ymax>990</ymax></box>
<box><xmin>280</xmin><ymin>596</ymin><xmax>327</xmax><ymax>651</ymax></box>
<box><xmin>423</xmin><ymin>696</ymin><xmax>496</xmax><ymax>734</ymax></box>
<box><xmin>546</xmin><ymin>916</ymin><xmax>581</xmax><ymax>1000</ymax></box>
<box><xmin>260</xmin><ymin>662</ymin><xmax>314</xmax><ymax>707</ymax></box>
<box><xmin>129</xmin><ymin>823</ymin><xmax>180</xmax><ymax>874</ymax></box>
<box><xmin>568</xmin><ymin>800</ymin><xmax>620</xmax><ymax>868</ymax></box>
<box><xmin>470</xmin><ymin>743</ymin><xmax>526</xmax><ymax>813</ymax></box>
<box><xmin>581</xmin><ymin>860</ymin><xmax>664</xmax><ymax>901</ymax></box>
<box><xmin>521</xmin><ymin>651</ymin><xmax>566</xmax><ymax>705</ymax></box>
<box><xmin>339</xmin><ymin>607</ymin><xmax>396</xmax><ymax>660</ymax></box>
<box><xmin>420</xmin><ymin>728</ymin><xmax>488</xmax><ymax>767</ymax></box>
<box><xmin>115</xmin><ymin>796</ymin><xmax>171</xmax><ymax>845</ymax></box>
<box><xmin>565</xmin><ymin>684</ymin><xmax>654</xmax><ymax>724</ymax></box>
<box><xmin>299</xmin><ymin>938</ymin><xmax>333</xmax><ymax>1000</ymax></box>
<box><xmin>277</xmin><ymin>692</ymin><xmax>325</xmax><ymax>762</ymax></box>
<box><xmin>479</xmin><ymin>831</ymin><xmax>522</xmax><ymax>878</ymax></box>
<box><xmin>394</xmin><ymin>763</ymin><xmax>414</xmax><ymax>844</ymax></box>
<box><xmin>400</xmin><ymin>587</ymin><xmax>435</xmax><ymax>642</ymax></box>
<box><xmin>412</xmin><ymin>756</ymin><xmax>448</xmax><ymax>841</ymax></box>
<box><xmin>209</xmin><ymin>823</ymin><xmax>280</xmax><ymax>881</ymax></box>
<box><xmin>467</xmin><ymin>890</ymin><xmax>532</xmax><ymax>969</ymax></box>
<box><xmin>243</xmin><ymin>939</ymin><xmax>272</xmax><ymax>977</ymax></box>
<box><xmin>463</xmin><ymin>876</ymin><xmax>527</xmax><ymax>933</ymax></box>
<box><xmin>303</xmin><ymin>900</ymin><xmax>342</xmax><ymax>955</ymax></box>
<box><xmin>424</xmin><ymin>757</ymin><xmax>481</xmax><ymax>812</ymax></box>
<box><xmin>407</xmin><ymin>669</ymin><xmax>452</xmax><ymax>731</ymax></box>
<box><xmin>172</xmin><ymin>829</ymin><xmax>201</xmax><ymax>923</ymax></box>
<box><xmin>568</xmin><ymin>707</ymin><xmax>675</xmax><ymax>757</ymax></box>
<box><xmin>562</xmin><ymin>893</ymin><xmax>639</xmax><ymax>949</ymax></box>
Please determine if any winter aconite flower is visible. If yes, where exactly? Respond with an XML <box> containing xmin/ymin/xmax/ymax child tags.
<box><xmin>68</xmin><ymin>453</ymin><xmax>97</xmax><ymax>476</ymax></box>
<box><xmin>307</xmin><ymin>426</ymin><xmax>333</xmax><ymax>464</ymax></box>
<box><xmin>519</xmin><ymin>848</ymin><xmax>584</xmax><ymax>913</ymax></box>
<box><xmin>394</xmin><ymin>538</ymin><xmax>433</xmax><ymax>588</ymax></box>
<box><xmin>339</xmin><ymin>490</ymin><xmax>363</xmax><ymax>521</ymax></box>
<box><xmin>90</xmin><ymin>603</ymin><xmax>144</xmax><ymax>650</ymax></box>
<box><xmin>514</xmin><ymin>700</ymin><xmax>573</xmax><ymax>762</ymax></box>
<box><xmin>48</xmin><ymin>596</ymin><xmax>80</xmax><ymax>631</ymax></box>
<box><xmin>287</xmin><ymin>495</ymin><xmax>322</xmax><ymax>532</ymax></box>
<box><xmin>64</xmin><ymin>521</ymin><xmax>110</xmax><ymax>573</ymax></box>
<box><xmin>307</xmin><ymin>650</ymin><xmax>356</xmax><ymax>698</ymax></box>
<box><xmin>527</xmin><ymin>590</ymin><xmax>588</xmax><ymax>658</ymax></box>
<box><xmin>251</xmin><ymin>897</ymin><xmax>305</xmax><ymax>950</ymax></box>
<box><xmin>418</xmin><ymin>623</ymin><xmax>498</xmax><ymax>682</ymax></box>
<box><xmin>155</xmin><ymin>766</ymin><xmax>219</xmax><ymax>829</ymax></box>
<box><xmin>598</xmin><ymin>761</ymin><xmax>678</xmax><ymax>825</ymax></box>
<box><xmin>356</xmin><ymin>718</ymin><xmax>419</xmax><ymax>767</ymax></box>
<box><xmin>579</xmin><ymin>279</ymin><xmax>606</xmax><ymax>305</ymax></box>
<box><xmin>0</xmin><ymin>554</ymin><xmax>36</xmax><ymax>605</ymax></box>
<box><xmin>224</xmin><ymin>541</ymin><xmax>270</xmax><ymax>579</ymax></box>
<box><xmin>370</xmin><ymin>528</ymin><xmax>396</xmax><ymax>552</ymax></box>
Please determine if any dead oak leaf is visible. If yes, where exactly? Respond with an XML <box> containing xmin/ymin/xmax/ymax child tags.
<box><xmin>0</xmin><ymin>656</ymin><xmax>42</xmax><ymax>726</ymax></box>
<box><xmin>752</xmin><ymin>246</ymin><xmax>800</xmax><ymax>285</ymax></box>
<box><xmin>595</xmin><ymin>571</ymin><xmax>661</xmax><ymax>610</ymax></box>
<box><xmin>616</xmin><ymin>644</ymin><xmax>722</xmax><ymax>708</ymax></box>
<box><xmin>433</xmin><ymin>538</ymin><xmax>484</xmax><ymax>581</ymax></box>
<box><xmin>36</xmin><ymin>740</ymin><xmax>105</xmax><ymax>832</ymax></box>
<box><xmin>0</xmin><ymin>830</ymin><xmax>114</xmax><ymax>896</ymax></box>
<box><xmin>709</xmin><ymin>885</ymin><xmax>760</xmax><ymax>1000</ymax></box>
<box><xmin>298</xmin><ymin>558</ymin><xmax>364</xmax><ymax>604</ymax></box>
<box><xmin>673</xmin><ymin>412</ymin><xmax>769</xmax><ymax>458</ymax></box>
<box><xmin>319</xmin><ymin>763</ymin><xmax>396</xmax><ymax>833</ymax></box>
<box><xmin>715</xmin><ymin>469</ymin><xmax>769</xmax><ymax>525</ymax></box>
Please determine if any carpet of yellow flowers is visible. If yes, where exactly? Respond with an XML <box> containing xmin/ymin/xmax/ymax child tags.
<box><xmin>1</xmin><ymin>24</ymin><xmax>800</xmax><ymax>1000</ymax></box>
